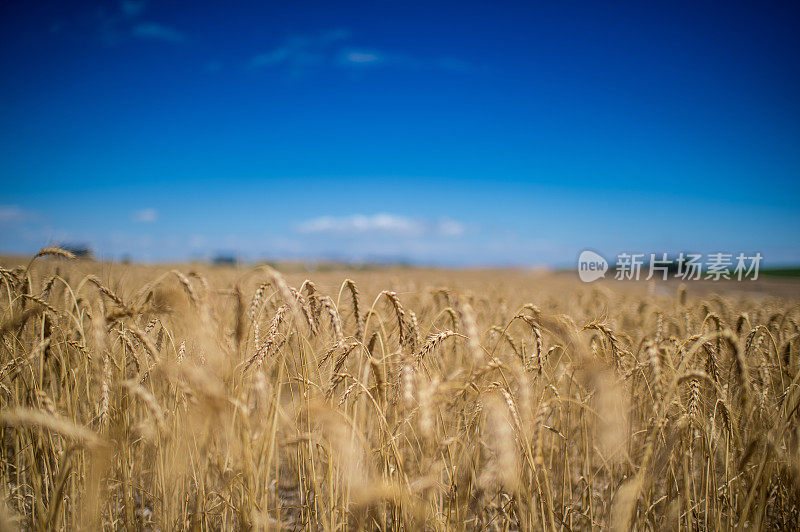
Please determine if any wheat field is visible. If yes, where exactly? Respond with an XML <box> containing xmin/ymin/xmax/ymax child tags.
<box><xmin>1</xmin><ymin>249</ymin><xmax>799</xmax><ymax>530</ymax></box>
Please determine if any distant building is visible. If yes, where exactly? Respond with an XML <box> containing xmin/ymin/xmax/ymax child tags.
<box><xmin>212</xmin><ymin>254</ymin><xmax>237</xmax><ymax>266</ymax></box>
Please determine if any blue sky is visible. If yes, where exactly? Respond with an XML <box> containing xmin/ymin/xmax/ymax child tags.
<box><xmin>1</xmin><ymin>1</ymin><xmax>799</xmax><ymax>266</ymax></box>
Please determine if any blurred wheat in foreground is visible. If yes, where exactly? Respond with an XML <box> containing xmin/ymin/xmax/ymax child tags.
<box><xmin>1</xmin><ymin>250</ymin><xmax>800</xmax><ymax>530</ymax></box>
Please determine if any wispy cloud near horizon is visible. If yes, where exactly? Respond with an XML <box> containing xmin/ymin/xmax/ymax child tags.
<box><xmin>250</xmin><ymin>29</ymin><xmax>469</xmax><ymax>75</ymax></box>
<box><xmin>340</xmin><ymin>50</ymin><xmax>382</xmax><ymax>65</ymax></box>
<box><xmin>295</xmin><ymin>213</ymin><xmax>465</xmax><ymax>237</ymax></box>
<box><xmin>338</xmin><ymin>48</ymin><xmax>470</xmax><ymax>72</ymax></box>
<box><xmin>72</xmin><ymin>1</ymin><xmax>189</xmax><ymax>46</ymax></box>
<box><xmin>249</xmin><ymin>29</ymin><xmax>350</xmax><ymax>70</ymax></box>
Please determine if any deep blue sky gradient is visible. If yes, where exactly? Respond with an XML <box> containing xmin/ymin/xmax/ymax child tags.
<box><xmin>1</xmin><ymin>1</ymin><xmax>799</xmax><ymax>265</ymax></box>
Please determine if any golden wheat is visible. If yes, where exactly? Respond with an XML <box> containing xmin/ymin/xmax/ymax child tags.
<box><xmin>0</xmin><ymin>249</ymin><xmax>799</xmax><ymax>529</ymax></box>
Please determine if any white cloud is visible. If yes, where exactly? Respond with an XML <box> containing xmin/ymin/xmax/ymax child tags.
<box><xmin>342</xmin><ymin>51</ymin><xmax>382</xmax><ymax>65</ymax></box>
<box><xmin>250</xmin><ymin>29</ymin><xmax>350</xmax><ymax>70</ymax></box>
<box><xmin>295</xmin><ymin>214</ymin><xmax>465</xmax><ymax>237</ymax></box>
<box><xmin>132</xmin><ymin>23</ymin><xmax>186</xmax><ymax>43</ymax></box>
<box><xmin>85</xmin><ymin>2</ymin><xmax>187</xmax><ymax>46</ymax></box>
<box><xmin>338</xmin><ymin>49</ymin><xmax>469</xmax><ymax>71</ymax></box>
<box><xmin>132</xmin><ymin>208</ymin><xmax>158</xmax><ymax>223</ymax></box>
<box><xmin>298</xmin><ymin>214</ymin><xmax>422</xmax><ymax>235</ymax></box>
<box><xmin>0</xmin><ymin>205</ymin><xmax>37</xmax><ymax>224</ymax></box>
<box><xmin>437</xmin><ymin>218</ymin><xmax>466</xmax><ymax>236</ymax></box>
<box><xmin>249</xmin><ymin>29</ymin><xmax>467</xmax><ymax>75</ymax></box>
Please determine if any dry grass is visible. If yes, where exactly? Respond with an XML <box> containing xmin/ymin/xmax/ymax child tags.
<box><xmin>1</xmin><ymin>250</ymin><xmax>800</xmax><ymax>530</ymax></box>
